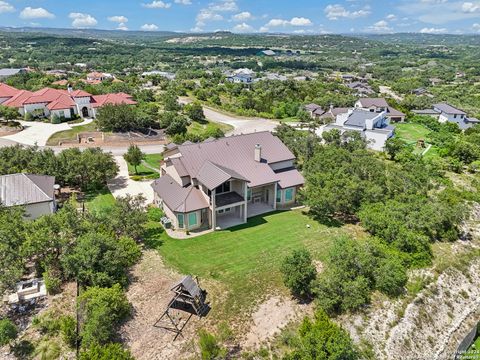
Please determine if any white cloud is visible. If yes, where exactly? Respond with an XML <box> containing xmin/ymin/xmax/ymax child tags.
<box><xmin>366</xmin><ymin>20</ymin><xmax>392</xmax><ymax>33</ymax></box>
<box><xmin>210</xmin><ymin>1</ymin><xmax>238</xmax><ymax>12</ymax></box>
<box><xmin>174</xmin><ymin>0</ymin><xmax>192</xmax><ymax>4</ymax></box>
<box><xmin>386</xmin><ymin>14</ymin><xmax>397</xmax><ymax>21</ymax></box>
<box><xmin>473</xmin><ymin>23</ymin><xmax>480</xmax><ymax>31</ymax></box>
<box><xmin>69</xmin><ymin>13</ymin><xmax>98</xmax><ymax>28</ymax></box>
<box><xmin>291</xmin><ymin>17</ymin><xmax>313</xmax><ymax>26</ymax></box>
<box><xmin>420</xmin><ymin>27</ymin><xmax>447</xmax><ymax>33</ymax></box>
<box><xmin>462</xmin><ymin>2</ymin><xmax>480</xmax><ymax>13</ymax></box>
<box><xmin>108</xmin><ymin>15</ymin><xmax>128</xmax><ymax>23</ymax></box>
<box><xmin>262</xmin><ymin>17</ymin><xmax>313</xmax><ymax>31</ymax></box>
<box><xmin>324</xmin><ymin>4</ymin><xmax>370</xmax><ymax>20</ymax></box>
<box><xmin>232</xmin><ymin>11</ymin><xmax>252</xmax><ymax>21</ymax></box>
<box><xmin>141</xmin><ymin>23</ymin><xmax>159</xmax><ymax>31</ymax></box>
<box><xmin>20</xmin><ymin>7</ymin><xmax>55</xmax><ymax>19</ymax></box>
<box><xmin>233</xmin><ymin>22</ymin><xmax>253</xmax><ymax>32</ymax></box>
<box><xmin>0</xmin><ymin>1</ymin><xmax>14</xmax><ymax>14</ymax></box>
<box><xmin>142</xmin><ymin>1</ymin><xmax>171</xmax><ymax>9</ymax></box>
<box><xmin>117</xmin><ymin>23</ymin><xmax>128</xmax><ymax>31</ymax></box>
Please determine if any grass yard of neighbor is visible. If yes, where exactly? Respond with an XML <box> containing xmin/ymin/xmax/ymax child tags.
<box><xmin>46</xmin><ymin>121</ymin><xmax>98</xmax><ymax>146</ymax></box>
<box><xmin>395</xmin><ymin>123</ymin><xmax>432</xmax><ymax>144</ymax></box>
<box><xmin>83</xmin><ymin>186</ymin><xmax>115</xmax><ymax>214</ymax></box>
<box><xmin>143</xmin><ymin>153</ymin><xmax>163</xmax><ymax>169</ymax></box>
<box><xmin>187</xmin><ymin>120</ymin><xmax>233</xmax><ymax>137</ymax></box>
<box><xmin>149</xmin><ymin>209</ymin><xmax>368</xmax><ymax>320</ymax></box>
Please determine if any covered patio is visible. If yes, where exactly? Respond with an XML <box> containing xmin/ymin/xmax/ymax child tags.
<box><xmin>247</xmin><ymin>202</ymin><xmax>275</xmax><ymax>218</ymax></box>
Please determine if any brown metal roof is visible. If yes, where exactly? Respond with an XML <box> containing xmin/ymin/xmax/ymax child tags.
<box><xmin>170</xmin><ymin>157</ymin><xmax>189</xmax><ymax>177</ymax></box>
<box><xmin>151</xmin><ymin>174</ymin><xmax>209</xmax><ymax>213</ymax></box>
<box><xmin>0</xmin><ymin>173</ymin><xmax>55</xmax><ymax>207</ymax></box>
<box><xmin>358</xmin><ymin>98</ymin><xmax>389</xmax><ymax>108</ymax></box>
<box><xmin>196</xmin><ymin>161</ymin><xmax>249</xmax><ymax>191</ymax></box>
<box><xmin>174</xmin><ymin>132</ymin><xmax>296</xmax><ymax>188</ymax></box>
<box><xmin>276</xmin><ymin>168</ymin><xmax>305</xmax><ymax>189</ymax></box>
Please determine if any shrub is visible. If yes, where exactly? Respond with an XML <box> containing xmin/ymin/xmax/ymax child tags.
<box><xmin>60</xmin><ymin>316</ymin><xmax>77</xmax><ymax>349</ymax></box>
<box><xmin>32</xmin><ymin>313</ymin><xmax>61</xmax><ymax>335</ymax></box>
<box><xmin>24</xmin><ymin>112</ymin><xmax>34</xmax><ymax>121</ymax></box>
<box><xmin>147</xmin><ymin>206</ymin><xmax>164</xmax><ymax>222</ymax></box>
<box><xmin>51</xmin><ymin>114</ymin><xmax>62</xmax><ymax>124</ymax></box>
<box><xmin>130</xmin><ymin>175</ymin><xmax>143</xmax><ymax>181</ymax></box>
<box><xmin>280</xmin><ymin>248</ymin><xmax>317</xmax><ymax>297</ymax></box>
<box><xmin>198</xmin><ymin>330</ymin><xmax>226</xmax><ymax>360</ymax></box>
<box><xmin>0</xmin><ymin>319</ymin><xmax>18</xmax><ymax>346</ymax></box>
<box><xmin>80</xmin><ymin>343</ymin><xmax>134</xmax><ymax>360</ymax></box>
<box><xmin>43</xmin><ymin>268</ymin><xmax>62</xmax><ymax>295</ymax></box>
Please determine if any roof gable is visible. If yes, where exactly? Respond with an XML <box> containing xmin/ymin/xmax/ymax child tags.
<box><xmin>0</xmin><ymin>173</ymin><xmax>55</xmax><ymax>207</ymax></box>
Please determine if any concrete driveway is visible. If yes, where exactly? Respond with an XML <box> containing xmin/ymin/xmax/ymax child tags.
<box><xmin>107</xmin><ymin>156</ymin><xmax>154</xmax><ymax>204</ymax></box>
<box><xmin>1</xmin><ymin>118</ymin><xmax>93</xmax><ymax>146</ymax></box>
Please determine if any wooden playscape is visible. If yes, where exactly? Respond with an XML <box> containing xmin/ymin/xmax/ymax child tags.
<box><xmin>154</xmin><ymin>275</ymin><xmax>210</xmax><ymax>341</ymax></box>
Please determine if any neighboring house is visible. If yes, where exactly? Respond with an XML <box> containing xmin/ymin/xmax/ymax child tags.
<box><xmin>226</xmin><ymin>68</ymin><xmax>255</xmax><ymax>84</ymax></box>
<box><xmin>347</xmin><ymin>82</ymin><xmax>374</xmax><ymax>96</ymax></box>
<box><xmin>0</xmin><ymin>83</ymin><xmax>136</xmax><ymax>119</ymax></box>
<box><xmin>262</xmin><ymin>72</ymin><xmax>288</xmax><ymax>81</ymax></box>
<box><xmin>412</xmin><ymin>87</ymin><xmax>428</xmax><ymax>96</ymax></box>
<box><xmin>0</xmin><ymin>173</ymin><xmax>56</xmax><ymax>219</ymax></box>
<box><xmin>0</xmin><ymin>68</ymin><xmax>27</xmax><ymax>80</ymax></box>
<box><xmin>151</xmin><ymin>132</ymin><xmax>304</xmax><ymax>231</ymax></box>
<box><xmin>322</xmin><ymin>108</ymin><xmax>395</xmax><ymax>151</ymax></box>
<box><xmin>413</xmin><ymin>103</ymin><xmax>480</xmax><ymax>130</ymax></box>
<box><xmin>355</xmin><ymin>98</ymin><xmax>405</xmax><ymax>122</ymax></box>
<box><xmin>306</xmin><ymin>104</ymin><xmax>349</xmax><ymax>122</ymax></box>
<box><xmin>258</xmin><ymin>50</ymin><xmax>276</xmax><ymax>56</ymax></box>
<box><xmin>141</xmin><ymin>70</ymin><xmax>176</xmax><ymax>80</ymax></box>
<box><xmin>85</xmin><ymin>71</ymin><xmax>114</xmax><ymax>84</ymax></box>
<box><xmin>304</xmin><ymin>103</ymin><xmax>323</xmax><ymax>118</ymax></box>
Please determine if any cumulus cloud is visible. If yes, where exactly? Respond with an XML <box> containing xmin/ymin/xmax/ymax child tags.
<box><xmin>141</xmin><ymin>23</ymin><xmax>159</xmax><ymax>31</ymax></box>
<box><xmin>233</xmin><ymin>22</ymin><xmax>253</xmax><ymax>32</ymax></box>
<box><xmin>108</xmin><ymin>15</ymin><xmax>128</xmax><ymax>23</ymax></box>
<box><xmin>142</xmin><ymin>1</ymin><xmax>171</xmax><ymax>9</ymax></box>
<box><xmin>386</xmin><ymin>14</ymin><xmax>397</xmax><ymax>21</ymax></box>
<box><xmin>174</xmin><ymin>0</ymin><xmax>192</xmax><ymax>4</ymax></box>
<box><xmin>420</xmin><ymin>27</ymin><xmax>447</xmax><ymax>33</ymax></box>
<box><xmin>366</xmin><ymin>20</ymin><xmax>392</xmax><ymax>33</ymax></box>
<box><xmin>462</xmin><ymin>2</ymin><xmax>480</xmax><ymax>13</ymax></box>
<box><xmin>69</xmin><ymin>13</ymin><xmax>98</xmax><ymax>28</ymax></box>
<box><xmin>474</xmin><ymin>23</ymin><xmax>480</xmax><ymax>31</ymax></box>
<box><xmin>232</xmin><ymin>11</ymin><xmax>252</xmax><ymax>21</ymax></box>
<box><xmin>324</xmin><ymin>4</ymin><xmax>370</xmax><ymax>20</ymax></box>
<box><xmin>0</xmin><ymin>1</ymin><xmax>14</xmax><ymax>14</ymax></box>
<box><xmin>263</xmin><ymin>17</ymin><xmax>313</xmax><ymax>28</ymax></box>
<box><xmin>210</xmin><ymin>1</ymin><xmax>238</xmax><ymax>12</ymax></box>
<box><xmin>20</xmin><ymin>7</ymin><xmax>55</xmax><ymax>19</ymax></box>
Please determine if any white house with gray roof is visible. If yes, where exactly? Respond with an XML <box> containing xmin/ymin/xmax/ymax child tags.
<box><xmin>413</xmin><ymin>103</ymin><xmax>479</xmax><ymax>130</ymax></box>
<box><xmin>151</xmin><ymin>132</ymin><xmax>304</xmax><ymax>232</ymax></box>
<box><xmin>322</xmin><ymin>108</ymin><xmax>395</xmax><ymax>151</ymax></box>
<box><xmin>0</xmin><ymin>173</ymin><xmax>56</xmax><ymax>219</ymax></box>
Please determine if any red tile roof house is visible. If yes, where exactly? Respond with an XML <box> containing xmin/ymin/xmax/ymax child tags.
<box><xmin>151</xmin><ymin>132</ymin><xmax>304</xmax><ymax>232</ymax></box>
<box><xmin>0</xmin><ymin>83</ymin><xmax>136</xmax><ymax>120</ymax></box>
<box><xmin>355</xmin><ymin>98</ymin><xmax>405</xmax><ymax>122</ymax></box>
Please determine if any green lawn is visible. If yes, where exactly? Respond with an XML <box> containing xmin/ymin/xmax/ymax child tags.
<box><xmin>84</xmin><ymin>187</ymin><xmax>115</xmax><ymax>214</ymax></box>
<box><xmin>187</xmin><ymin>120</ymin><xmax>233</xmax><ymax>137</ymax></box>
<box><xmin>46</xmin><ymin>121</ymin><xmax>98</xmax><ymax>146</ymax></box>
<box><xmin>395</xmin><ymin>123</ymin><xmax>432</xmax><ymax>144</ymax></box>
<box><xmin>465</xmin><ymin>336</ymin><xmax>480</xmax><ymax>356</ymax></box>
<box><xmin>149</xmin><ymin>209</ymin><xmax>365</xmax><ymax>320</ymax></box>
<box><xmin>143</xmin><ymin>153</ymin><xmax>163</xmax><ymax>169</ymax></box>
<box><xmin>127</xmin><ymin>161</ymin><xmax>160</xmax><ymax>180</ymax></box>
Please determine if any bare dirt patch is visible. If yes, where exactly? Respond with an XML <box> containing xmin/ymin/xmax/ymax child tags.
<box><xmin>242</xmin><ymin>295</ymin><xmax>314</xmax><ymax>350</ymax></box>
<box><xmin>120</xmin><ymin>250</ymin><xmax>205</xmax><ymax>360</ymax></box>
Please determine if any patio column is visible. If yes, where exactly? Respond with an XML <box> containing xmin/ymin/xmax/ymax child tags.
<box><xmin>212</xmin><ymin>189</ymin><xmax>216</xmax><ymax>230</ymax></box>
<box><xmin>273</xmin><ymin>183</ymin><xmax>277</xmax><ymax>210</ymax></box>
<box><xmin>244</xmin><ymin>182</ymin><xmax>248</xmax><ymax>223</ymax></box>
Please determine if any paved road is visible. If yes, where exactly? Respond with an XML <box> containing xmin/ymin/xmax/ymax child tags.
<box><xmin>179</xmin><ymin>97</ymin><xmax>279</xmax><ymax>135</ymax></box>
<box><xmin>107</xmin><ymin>156</ymin><xmax>155</xmax><ymax>204</ymax></box>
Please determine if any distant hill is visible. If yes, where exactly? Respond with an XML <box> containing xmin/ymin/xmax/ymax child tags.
<box><xmin>353</xmin><ymin>33</ymin><xmax>480</xmax><ymax>46</ymax></box>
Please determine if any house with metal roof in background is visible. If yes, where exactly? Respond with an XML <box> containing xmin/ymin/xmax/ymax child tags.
<box><xmin>0</xmin><ymin>68</ymin><xmax>28</xmax><ymax>80</ymax></box>
<box><xmin>322</xmin><ymin>108</ymin><xmax>395</xmax><ymax>151</ymax></box>
<box><xmin>151</xmin><ymin>132</ymin><xmax>304</xmax><ymax>232</ymax></box>
<box><xmin>0</xmin><ymin>173</ymin><xmax>57</xmax><ymax>219</ymax></box>
<box><xmin>413</xmin><ymin>103</ymin><xmax>480</xmax><ymax>130</ymax></box>
<box><xmin>355</xmin><ymin>97</ymin><xmax>405</xmax><ymax>122</ymax></box>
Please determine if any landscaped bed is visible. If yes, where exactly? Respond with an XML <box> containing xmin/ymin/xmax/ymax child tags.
<box><xmin>46</xmin><ymin>121</ymin><xmax>98</xmax><ymax>146</ymax></box>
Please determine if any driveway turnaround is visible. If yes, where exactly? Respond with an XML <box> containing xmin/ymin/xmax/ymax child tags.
<box><xmin>1</xmin><ymin>119</ymin><xmax>93</xmax><ymax>146</ymax></box>
<box><xmin>107</xmin><ymin>156</ymin><xmax>154</xmax><ymax>204</ymax></box>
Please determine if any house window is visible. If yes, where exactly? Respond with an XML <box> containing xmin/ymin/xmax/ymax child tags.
<box><xmin>216</xmin><ymin>181</ymin><xmax>231</xmax><ymax>194</ymax></box>
<box><xmin>177</xmin><ymin>214</ymin><xmax>184</xmax><ymax>229</ymax></box>
<box><xmin>188</xmin><ymin>212</ymin><xmax>197</xmax><ymax>227</ymax></box>
<box><xmin>276</xmin><ymin>188</ymin><xmax>282</xmax><ymax>203</ymax></box>
<box><xmin>454</xmin><ymin>114</ymin><xmax>457</xmax><ymax>119</ymax></box>
<box><xmin>285</xmin><ymin>188</ymin><xmax>294</xmax><ymax>202</ymax></box>
<box><xmin>247</xmin><ymin>189</ymin><xmax>252</xmax><ymax>201</ymax></box>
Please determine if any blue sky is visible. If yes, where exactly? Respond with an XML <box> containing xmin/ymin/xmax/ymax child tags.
<box><xmin>1</xmin><ymin>0</ymin><xmax>480</xmax><ymax>34</ymax></box>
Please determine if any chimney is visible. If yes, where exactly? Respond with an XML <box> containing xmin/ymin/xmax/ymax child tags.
<box><xmin>254</xmin><ymin>144</ymin><xmax>262</xmax><ymax>162</ymax></box>
<box><xmin>67</xmin><ymin>84</ymin><xmax>73</xmax><ymax>93</ymax></box>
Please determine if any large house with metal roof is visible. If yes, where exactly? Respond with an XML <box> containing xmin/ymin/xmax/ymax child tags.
<box><xmin>0</xmin><ymin>173</ymin><xmax>56</xmax><ymax>219</ymax></box>
<box><xmin>355</xmin><ymin>98</ymin><xmax>405</xmax><ymax>122</ymax></box>
<box><xmin>0</xmin><ymin>83</ymin><xmax>136</xmax><ymax>120</ymax></box>
<box><xmin>151</xmin><ymin>132</ymin><xmax>304</xmax><ymax>232</ymax></box>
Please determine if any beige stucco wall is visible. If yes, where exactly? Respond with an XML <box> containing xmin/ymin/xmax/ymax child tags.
<box><xmin>24</xmin><ymin>201</ymin><xmax>55</xmax><ymax>220</ymax></box>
